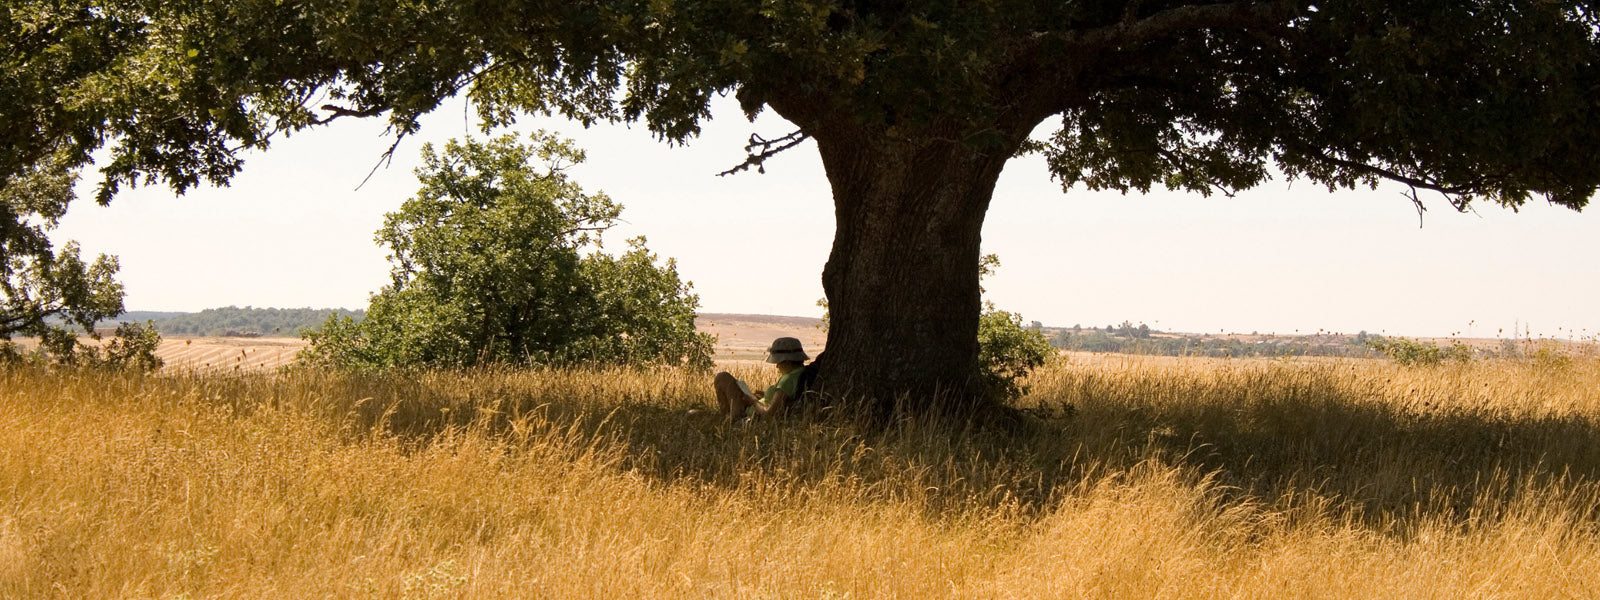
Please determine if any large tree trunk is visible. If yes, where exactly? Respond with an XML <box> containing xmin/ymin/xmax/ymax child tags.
<box><xmin>807</xmin><ymin>122</ymin><xmax>1026</xmax><ymax>415</ymax></box>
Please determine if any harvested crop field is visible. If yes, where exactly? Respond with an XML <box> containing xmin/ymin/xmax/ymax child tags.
<box><xmin>154</xmin><ymin>336</ymin><xmax>307</xmax><ymax>371</ymax></box>
<box><xmin>14</xmin><ymin>313</ymin><xmax>827</xmax><ymax>373</ymax></box>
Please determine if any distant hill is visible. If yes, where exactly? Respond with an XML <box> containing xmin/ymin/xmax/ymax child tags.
<box><xmin>120</xmin><ymin>306</ymin><xmax>364</xmax><ymax>337</ymax></box>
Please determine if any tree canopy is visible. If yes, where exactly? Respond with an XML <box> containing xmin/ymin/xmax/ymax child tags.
<box><xmin>5</xmin><ymin>1</ymin><xmax>1598</xmax><ymax>408</ymax></box>
<box><xmin>7</xmin><ymin>1</ymin><xmax>1596</xmax><ymax>206</ymax></box>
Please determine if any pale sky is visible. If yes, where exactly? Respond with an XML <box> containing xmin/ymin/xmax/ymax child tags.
<box><xmin>54</xmin><ymin>96</ymin><xmax>1600</xmax><ymax>340</ymax></box>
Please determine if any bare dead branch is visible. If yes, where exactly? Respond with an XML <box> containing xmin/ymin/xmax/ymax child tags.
<box><xmin>1402</xmin><ymin>185</ymin><xmax>1426</xmax><ymax>228</ymax></box>
<box><xmin>354</xmin><ymin>133</ymin><xmax>408</xmax><ymax>191</ymax></box>
<box><xmin>313</xmin><ymin>104</ymin><xmax>387</xmax><ymax>126</ymax></box>
<box><xmin>718</xmin><ymin>130</ymin><xmax>811</xmax><ymax>177</ymax></box>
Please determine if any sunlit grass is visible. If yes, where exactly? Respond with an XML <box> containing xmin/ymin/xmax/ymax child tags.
<box><xmin>2</xmin><ymin>355</ymin><xmax>1598</xmax><ymax>598</ymax></box>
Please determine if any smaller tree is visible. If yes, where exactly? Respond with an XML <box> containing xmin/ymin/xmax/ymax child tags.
<box><xmin>1</xmin><ymin>155</ymin><xmax>132</xmax><ymax>365</ymax></box>
<box><xmin>302</xmin><ymin>133</ymin><xmax>713</xmax><ymax>370</ymax></box>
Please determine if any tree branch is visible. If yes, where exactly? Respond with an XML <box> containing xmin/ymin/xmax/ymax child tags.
<box><xmin>1303</xmin><ymin>148</ymin><xmax>1497</xmax><ymax>212</ymax></box>
<box><xmin>354</xmin><ymin>133</ymin><xmax>409</xmax><ymax>191</ymax></box>
<box><xmin>1044</xmin><ymin>1</ymin><xmax>1302</xmax><ymax>50</ymax></box>
<box><xmin>717</xmin><ymin>130</ymin><xmax>811</xmax><ymax>177</ymax></box>
<box><xmin>1401</xmin><ymin>185</ymin><xmax>1427</xmax><ymax>228</ymax></box>
<box><xmin>0</xmin><ymin>305</ymin><xmax>47</xmax><ymax>338</ymax></box>
<box><xmin>1006</xmin><ymin>1</ymin><xmax>1305</xmax><ymax>127</ymax></box>
<box><xmin>312</xmin><ymin>103</ymin><xmax>387</xmax><ymax>126</ymax></box>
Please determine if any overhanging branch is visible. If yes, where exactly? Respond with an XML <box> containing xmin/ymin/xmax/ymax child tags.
<box><xmin>1295</xmin><ymin>147</ymin><xmax>1527</xmax><ymax>227</ymax></box>
<box><xmin>1306</xmin><ymin>149</ymin><xmax>1493</xmax><ymax>212</ymax></box>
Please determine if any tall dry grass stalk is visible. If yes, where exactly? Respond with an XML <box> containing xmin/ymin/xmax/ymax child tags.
<box><xmin>2</xmin><ymin>356</ymin><xmax>1597</xmax><ymax>598</ymax></box>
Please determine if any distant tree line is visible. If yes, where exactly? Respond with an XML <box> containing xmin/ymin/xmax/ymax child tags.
<box><xmin>1051</xmin><ymin>323</ymin><xmax>1382</xmax><ymax>359</ymax></box>
<box><xmin>153</xmin><ymin>306</ymin><xmax>364</xmax><ymax>337</ymax></box>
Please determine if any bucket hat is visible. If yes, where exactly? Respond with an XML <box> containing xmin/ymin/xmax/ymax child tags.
<box><xmin>765</xmin><ymin>337</ymin><xmax>809</xmax><ymax>364</ymax></box>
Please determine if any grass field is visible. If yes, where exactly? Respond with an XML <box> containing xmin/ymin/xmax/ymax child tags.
<box><xmin>3</xmin><ymin>354</ymin><xmax>1598</xmax><ymax>598</ymax></box>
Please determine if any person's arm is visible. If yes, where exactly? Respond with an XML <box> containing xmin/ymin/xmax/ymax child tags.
<box><xmin>762</xmin><ymin>389</ymin><xmax>788</xmax><ymax>414</ymax></box>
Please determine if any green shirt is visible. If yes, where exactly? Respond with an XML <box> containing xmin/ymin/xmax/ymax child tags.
<box><xmin>760</xmin><ymin>366</ymin><xmax>806</xmax><ymax>409</ymax></box>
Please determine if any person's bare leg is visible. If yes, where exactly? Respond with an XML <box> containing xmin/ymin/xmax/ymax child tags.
<box><xmin>713</xmin><ymin>372</ymin><xmax>752</xmax><ymax>421</ymax></box>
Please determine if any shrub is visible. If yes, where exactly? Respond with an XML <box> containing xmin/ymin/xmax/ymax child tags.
<box><xmin>1529</xmin><ymin>344</ymin><xmax>1573</xmax><ymax>370</ymax></box>
<box><xmin>1367</xmin><ymin>337</ymin><xmax>1472</xmax><ymax>366</ymax></box>
<box><xmin>976</xmin><ymin>303</ymin><xmax>1056</xmax><ymax>400</ymax></box>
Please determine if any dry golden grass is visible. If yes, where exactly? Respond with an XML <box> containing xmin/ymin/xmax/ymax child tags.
<box><xmin>2</xmin><ymin>356</ymin><xmax>1598</xmax><ymax>598</ymax></box>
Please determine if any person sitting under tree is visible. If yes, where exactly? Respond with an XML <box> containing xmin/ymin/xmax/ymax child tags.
<box><xmin>711</xmin><ymin>337</ymin><xmax>810</xmax><ymax>423</ymax></box>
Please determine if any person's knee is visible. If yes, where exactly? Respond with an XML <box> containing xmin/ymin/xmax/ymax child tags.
<box><xmin>714</xmin><ymin>371</ymin><xmax>736</xmax><ymax>385</ymax></box>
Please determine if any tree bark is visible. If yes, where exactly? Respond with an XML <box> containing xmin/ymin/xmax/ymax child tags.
<box><xmin>806</xmin><ymin>121</ymin><xmax>1027</xmax><ymax>414</ymax></box>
